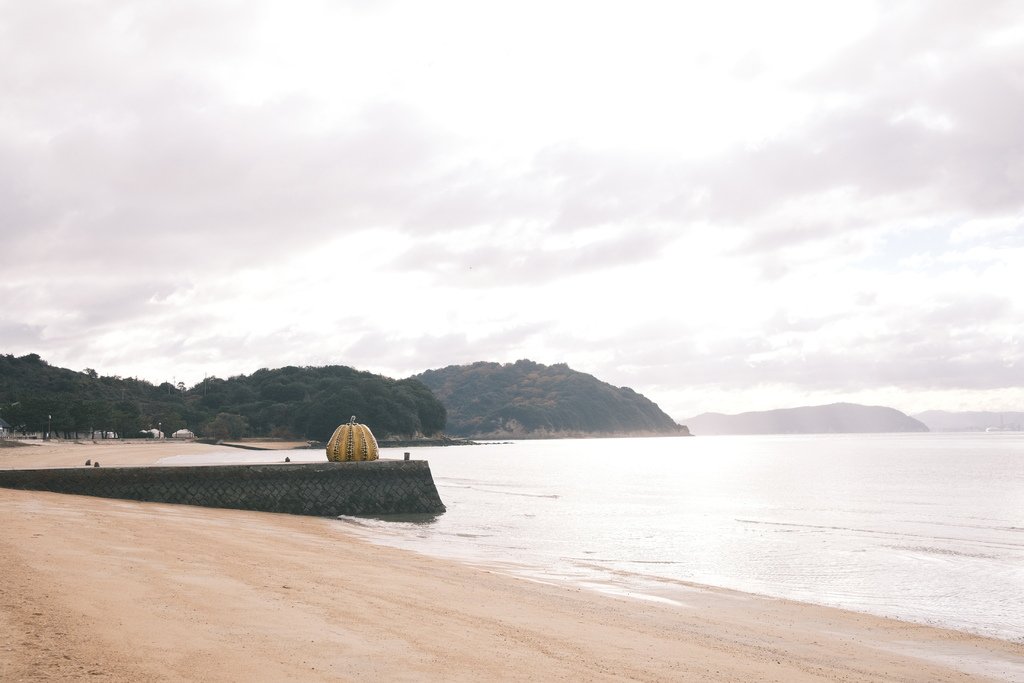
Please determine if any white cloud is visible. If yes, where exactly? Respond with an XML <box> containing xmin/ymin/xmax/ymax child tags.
<box><xmin>2</xmin><ymin>0</ymin><xmax>1023</xmax><ymax>417</ymax></box>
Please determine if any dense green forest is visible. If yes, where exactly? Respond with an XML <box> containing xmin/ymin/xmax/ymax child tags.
<box><xmin>414</xmin><ymin>360</ymin><xmax>686</xmax><ymax>438</ymax></box>
<box><xmin>0</xmin><ymin>354</ymin><xmax>445</xmax><ymax>441</ymax></box>
<box><xmin>1</xmin><ymin>354</ymin><xmax>684</xmax><ymax>442</ymax></box>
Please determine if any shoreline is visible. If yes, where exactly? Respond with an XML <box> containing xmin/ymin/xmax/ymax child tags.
<box><xmin>3</xmin><ymin>440</ymin><xmax>1023</xmax><ymax>680</ymax></box>
<box><xmin>338</xmin><ymin>513</ymin><xmax>1023</xmax><ymax>647</ymax></box>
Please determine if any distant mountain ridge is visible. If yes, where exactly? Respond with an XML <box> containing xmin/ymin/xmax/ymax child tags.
<box><xmin>682</xmin><ymin>403</ymin><xmax>928</xmax><ymax>435</ymax></box>
<box><xmin>913</xmin><ymin>411</ymin><xmax>1024</xmax><ymax>432</ymax></box>
<box><xmin>413</xmin><ymin>360</ymin><xmax>687</xmax><ymax>439</ymax></box>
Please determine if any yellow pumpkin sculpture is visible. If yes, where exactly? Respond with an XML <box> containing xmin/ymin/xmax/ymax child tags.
<box><xmin>326</xmin><ymin>416</ymin><xmax>379</xmax><ymax>462</ymax></box>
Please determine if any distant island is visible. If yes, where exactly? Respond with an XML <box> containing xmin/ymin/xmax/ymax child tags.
<box><xmin>912</xmin><ymin>410</ymin><xmax>1024</xmax><ymax>432</ymax></box>
<box><xmin>681</xmin><ymin>403</ymin><xmax>929</xmax><ymax>435</ymax></box>
<box><xmin>414</xmin><ymin>360</ymin><xmax>689</xmax><ymax>439</ymax></box>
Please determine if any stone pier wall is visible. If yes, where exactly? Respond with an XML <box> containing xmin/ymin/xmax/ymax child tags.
<box><xmin>0</xmin><ymin>460</ymin><xmax>446</xmax><ymax>516</ymax></box>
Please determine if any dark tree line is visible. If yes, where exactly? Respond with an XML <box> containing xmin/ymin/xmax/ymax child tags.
<box><xmin>0</xmin><ymin>354</ymin><xmax>446</xmax><ymax>441</ymax></box>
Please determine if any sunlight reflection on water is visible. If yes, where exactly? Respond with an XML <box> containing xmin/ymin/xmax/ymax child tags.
<box><xmin>335</xmin><ymin>433</ymin><xmax>1024</xmax><ymax>642</ymax></box>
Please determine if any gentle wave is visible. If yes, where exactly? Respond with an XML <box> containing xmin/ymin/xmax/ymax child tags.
<box><xmin>735</xmin><ymin>518</ymin><xmax>1024</xmax><ymax>550</ymax></box>
<box><xmin>888</xmin><ymin>545</ymin><xmax>999</xmax><ymax>560</ymax></box>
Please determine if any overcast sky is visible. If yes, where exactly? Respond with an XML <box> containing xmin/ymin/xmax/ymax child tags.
<box><xmin>2</xmin><ymin>0</ymin><xmax>1022</xmax><ymax>419</ymax></box>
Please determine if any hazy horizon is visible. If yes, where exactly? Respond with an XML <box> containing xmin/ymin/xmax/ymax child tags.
<box><xmin>2</xmin><ymin>1</ymin><xmax>1022</xmax><ymax>418</ymax></box>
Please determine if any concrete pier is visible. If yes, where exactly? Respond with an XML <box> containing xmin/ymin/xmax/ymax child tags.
<box><xmin>0</xmin><ymin>460</ymin><xmax>446</xmax><ymax>516</ymax></box>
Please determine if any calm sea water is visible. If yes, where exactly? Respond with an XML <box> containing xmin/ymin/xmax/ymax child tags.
<box><xmin>338</xmin><ymin>434</ymin><xmax>1024</xmax><ymax>642</ymax></box>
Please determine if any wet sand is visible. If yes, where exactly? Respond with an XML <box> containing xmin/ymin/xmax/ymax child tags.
<box><xmin>2</xmin><ymin>441</ymin><xmax>1022</xmax><ymax>681</ymax></box>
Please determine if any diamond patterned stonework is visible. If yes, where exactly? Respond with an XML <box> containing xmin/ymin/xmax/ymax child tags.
<box><xmin>0</xmin><ymin>460</ymin><xmax>446</xmax><ymax>516</ymax></box>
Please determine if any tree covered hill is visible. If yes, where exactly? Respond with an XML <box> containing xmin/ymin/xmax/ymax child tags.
<box><xmin>0</xmin><ymin>353</ymin><xmax>445</xmax><ymax>441</ymax></box>
<box><xmin>413</xmin><ymin>359</ymin><xmax>686</xmax><ymax>438</ymax></box>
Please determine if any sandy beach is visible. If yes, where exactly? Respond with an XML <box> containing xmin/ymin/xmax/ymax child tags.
<box><xmin>2</xmin><ymin>441</ymin><xmax>1022</xmax><ymax>681</ymax></box>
